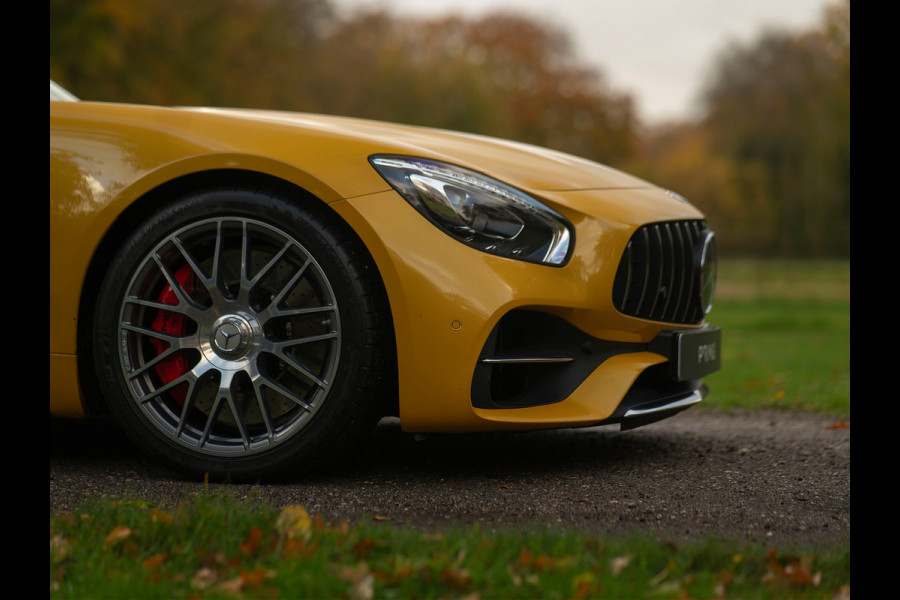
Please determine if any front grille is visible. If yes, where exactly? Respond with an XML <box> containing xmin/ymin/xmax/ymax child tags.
<box><xmin>613</xmin><ymin>220</ymin><xmax>708</xmax><ymax>324</ymax></box>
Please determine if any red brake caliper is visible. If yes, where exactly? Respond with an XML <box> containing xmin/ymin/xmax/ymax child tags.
<box><xmin>149</xmin><ymin>264</ymin><xmax>195</xmax><ymax>405</ymax></box>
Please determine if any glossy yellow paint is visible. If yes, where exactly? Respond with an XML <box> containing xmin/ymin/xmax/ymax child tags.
<box><xmin>334</xmin><ymin>185</ymin><xmax>701</xmax><ymax>432</ymax></box>
<box><xmin>50</xmin><ymin>100</ymin><xmax>707</xmax><ymax>430</ymax></box>
<box><xmin>471</xmin><ymin>352</ymin><xmax>668</xmax><ymax>430</ymax></box>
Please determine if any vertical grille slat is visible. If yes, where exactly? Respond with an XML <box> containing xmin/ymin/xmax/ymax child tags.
<box><xmin>612</xmin><ymin>220</ymin><xmax>709</xmax><ymax>325</ymax></box>
<box><xmin>633</xmin><ymin>228</ymin><xmax>651</xmax><ymax>316</ymax></box>
<box><xmin>669</xmin><ymin>222</ymin><xmax>687</xmax><ymax>321</ymax></box>
<box><xmin>658</xmin><ymin>223</ymin><xmax>676</xmax><ymax>321</ymax></box>
<box><xmin>650</xmin><ymin>225</ymin><xmax>666</xmax><ymax>320</ymax></box>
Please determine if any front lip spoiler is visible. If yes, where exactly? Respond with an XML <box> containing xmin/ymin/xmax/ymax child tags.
<box><xmin>618</xmin><ymin>384</ymin><xmax>707</xmax><ymax>431</ymax></box>
<box><xmin>623</xmin><ymin>389</ymin><xmax>703</xmax><ymax>418</ymax></box>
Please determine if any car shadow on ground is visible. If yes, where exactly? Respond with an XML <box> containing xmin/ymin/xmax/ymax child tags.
<box><xmin>326</xmin><ymin>417</ymin><xmax>685</xmax><ymax>479</ymax></box>
<box><xmin>49</xmin><ymin>414</ymin><xmax>686</xmax><ymax>484</ymax></box>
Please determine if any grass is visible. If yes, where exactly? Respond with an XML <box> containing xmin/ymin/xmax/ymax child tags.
<box><xmin>51</xmin><ymin>491</ymin><xmax>850</xmax><ymax>599</ymax></box>
<box><xmin>714</xmin><ymin>259</ymin><xmax>850</xmax><ymax>303</ymax></box>
<box><xmin>50</xmin><ymin>259</ymin><xmax>851</xmax><ymax>598</ymax></box>
<box><xmin>704</xmin><ymin>259</ymin><xmax>850</xmax><ymax>415</ymax></box>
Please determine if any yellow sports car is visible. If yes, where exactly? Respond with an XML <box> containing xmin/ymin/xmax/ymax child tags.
<box><xmin>50</xmin><ymin>80</ymin><xmax>720</xmax><ymax>480</ymax></box>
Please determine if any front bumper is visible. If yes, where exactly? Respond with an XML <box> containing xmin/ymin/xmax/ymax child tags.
<box><xmin>333</xmin><ymin>185</ymin><xmax>719</xmax><ymax>433</ymax></box>
<box><xmin>471</xmin><ymin>310</ymin><xmax>719</xmax><ymax>430</ymax></box>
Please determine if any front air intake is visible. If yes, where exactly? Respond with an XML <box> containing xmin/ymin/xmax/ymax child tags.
<box><xmin>612</xmin><ymin>220</ymin><xmax>710</xmax><ymax>325</ymax></box>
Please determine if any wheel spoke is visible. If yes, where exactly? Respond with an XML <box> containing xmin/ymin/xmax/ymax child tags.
<box><xmin>235</xmin><ymin>221</ymin><xmax>252</xmax><ymax>304</ymax></box>
<box><xmin>152</xmin><ymin>253</ymin><xmax>203</xmax><ymax>312</ymax></box>
<box><xmin>256</xmin><ymin>332</ymin><xmax>338</xmax><ymax>389</ymax></box>
<box><xmin>172</xmin><ymin>360</ymin><xmax>219</xmax><ymax>437</ymax></box>
<box><xmin>197</xmin><ymin>395</ymin><xmax>225</xmax><ymax>449</ymax></box>
<box><xmin>218</xmin><ymin>371</ymin><xmax>252</xmax><ymax>450</ymax></box>
<box><xmin>280</xmin><ymin>331</ymin><xmax>339</xmax><ymax>347</ymax></box>
<box><xmin>135</xmin><ymin>369</ymin><xmax>194</xmax><ymax>403</ymax></box>
<box><xmin>120</xmin><ymin>322</ymin><xmax>187</xmax><ymax>348</ymax></box>
<box><xmin>170</xmin><ymin>234</ymin><xmax>221</xmax><ymax>305</ymax></box>
<box><xmin>268</xmin><ymin>304</ymin><xmax>335</xmax><ymax>320</ymax></box>
<box><xmin>125</xmin><ymin>345</ymin><xmax>179</xmax><ymax>380</ymax></box>
<box><xmin>210</xmin><ymin>220</ymin><xmax>226</xmax><ymax>295</ymax></box>
<box><xmin>254</xmin><ymin>370</ymin><xmax>315</xmax><ymax>412</ymax></box>
<box><xmin>173</xmin><ymin>378</ymin><xmax>200</xmax><ymax>438</ymax></box>
<box><xmin>250</xmin><ymin>382</ymin><xmax>277</xmax><ymax>443</ymax></box>
<box><xmin>124</xmin><ymin>295</ymin><xmax>185</xmax><ymax>312</ymax></box>
<box><xmin>247</xmin><ymin>239</ymin><xmax>293</xmax><ymax>303</ymax></box>
<box><xmin>270</xmin><ymin>257</ymin><xmax>310</xmax><ymax>310</ymax></box>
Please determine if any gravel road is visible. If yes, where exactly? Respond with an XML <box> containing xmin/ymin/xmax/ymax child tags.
<box><xmin>49</xmin><ymin>409</ymin><xmax>849</xmax><ymax>547</ymax></box>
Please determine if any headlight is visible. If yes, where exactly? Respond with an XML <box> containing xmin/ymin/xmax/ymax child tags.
<box><xmin>369</xmin><ymin>155</ymin><xmax>573</xmax><ymax>266</ymax></box>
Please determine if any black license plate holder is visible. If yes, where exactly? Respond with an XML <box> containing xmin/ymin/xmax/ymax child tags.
<box><xmin>670</xmin><ymin>326</ymin><xmax>721</xmax><ymax>380</ymax></box>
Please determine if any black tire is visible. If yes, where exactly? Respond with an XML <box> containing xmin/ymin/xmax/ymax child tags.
<box><xmin>92</xmin><ymin>187</ymin><xmax>392</xmax><ymax>481</ymax></box>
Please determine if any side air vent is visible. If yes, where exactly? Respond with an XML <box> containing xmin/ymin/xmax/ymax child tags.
<box><xmin>612</xmin><ymin>220</ymin><xmax>712</xmax><ymax>325</ymax></box>
<box><xmin>471</xmin><ymin>310</ymin><xmax>641</xmax><ymax>409</ymax></box>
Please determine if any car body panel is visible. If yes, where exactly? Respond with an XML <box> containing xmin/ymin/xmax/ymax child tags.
<box><xmin>333</xmin><ymin>189</ymin><xmax>698</xmax><ymax>431</ymax></box>
<box><xmin>50</xmin><ymin>98</ymin><xmax>713</xmax><ymax>434</ymax></box>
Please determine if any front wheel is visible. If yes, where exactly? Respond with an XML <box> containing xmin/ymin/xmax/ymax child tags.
<box><xmin>92</xmin><ymin>188</ymin><xmax>392</xmax><ymax>480</ymax></box>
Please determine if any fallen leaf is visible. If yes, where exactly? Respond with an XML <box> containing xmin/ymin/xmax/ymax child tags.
<box><xmin>827</xmin><ymin>419</ymin><xmax>849</xmax><ymax>430</ymax></box>
<box><xmin>50</xmin><ymin>535</ymin><xmax>69</xmax><ymax>563</ymax></box>
<box><xmin>610</xmin><ymin>553</ymin><xmax>632</xmax><ymax>576</ymax></box>
<box><xmin>340</xmin><ymin>562</ymin><xmax>371</xmax><ymax>584</ymax></box>
<box><xmin>763</xmin><ymin>550</ymin><xmax>821</xmax><ymax>588</ymax></box>
<box><xmin>104</xmin><ymin>526</ymin><xmax>132</xmax><ymax>547</ymax></box>
<box><xmin>340</xmin><ymin>562</ymin><xmax>374</xmax><ymax>600</ymax></box>
<box><xmin>373</xmin><ymin>563</ymin><xmax>414</xmax><ymax>585</ymax></box>
<box><xmin>239</xmin><ymin>526</ymin><xmax>264</xmax><ymax>556</ymax></box>
<box><xmin>149</xmin><ymin>508</ymin><xmax>174</xmax><ymax>524</ymax></box>
<box><xmin>714</xmin><ymin>571</ymin><xmax>734</xmax><ymax>597</ymax></box>
<box><xmin>191</xmin><ymin>567</ymin><xmax>219</xmax><ymax>590</ymax></box>
<box><xmin>241</xmin><ymin>567</ymin><xmax>276</xmax><ymax>587</ymax></box>
<box><xmin>276</xmin><ymin>505</ymin><xmax>312</xmax><ymax>540</ymax></box>
<box><xmin>372</xmin><ymin>514</ymin><xmax>391</xmax><ymax>521</ymax></box>
<box><xmin>216</xmin><ymin>575</ymin><xmax>245</xmax><ymax>595</ymax></box>
<box><xmin>533</xmin><ymin>554</ymin><xmax>556</xmax><ymax>571</ymax></box>
<box><xmin>282</xmin><ymin>537</ymin><xmax>308</xmax><ymax>558</ymax></box>
<box><xmin>834</xmin><ymin>584</ymin><xmax>851</xmax><ymax>599</ymax></box>
<box><xmin>441</xmin><ymin>567</ymin><xmax>472</xmax><ymax>590</ymax></box>
<box><xmin>353</xmin><ymin>537</ymin><xmax>378</xmax><ymax>559</ymax></box>
<box><xmin>142</xmin><ymin>553</ymin><xmax>168</xmax><ymax>570</ymax></box>
<box><xmin>570</xmin><ymin>574</ymin><xmax>594</xmax><ymax>600</ymax></box>
<box><xmin>518</xmin><ymin>547</ymin><xmax>533</xmax><ymax>568</ymax></box>
<box><xmin>784</xmin><ymin>556</ymin><xmax>821</xmax><ymax>586</ymax></box>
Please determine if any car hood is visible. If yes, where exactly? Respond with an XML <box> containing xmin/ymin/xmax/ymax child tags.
<box><xmin>192</xmin><ymin>108</ymin><xmax>657</xmax><ymax>193</ymax></box>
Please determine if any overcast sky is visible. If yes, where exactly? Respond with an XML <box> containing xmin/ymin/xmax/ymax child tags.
<box><xmin>333</xmin><ymin>0</ymin><xmax>833</xmax><ymax>124</ymax></box>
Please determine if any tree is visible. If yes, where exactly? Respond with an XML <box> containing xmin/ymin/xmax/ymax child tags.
<box><xmin>50</xmin><ymin>0</ymin><xmax>334</xmax><ymax>107</ymax></box>
<box><xmin>302</xmin><ymin>10</ymin><xmax>638</xmax><ymax>164</ymax></box>
<box><xmin>51</xmin><ymin>3</ymin><xmax>637</xmax><ymax>165</ymax></box>
<box><xmin>699</xmin><ymin>0</ymin><xmax>850</xmax><ymax>257</ymax></box>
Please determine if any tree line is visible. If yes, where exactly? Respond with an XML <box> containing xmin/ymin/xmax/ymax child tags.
<box><xmin>50</xmin><ymin>0</ymin><xmax>849</xmax><ymax>258</ymax></box>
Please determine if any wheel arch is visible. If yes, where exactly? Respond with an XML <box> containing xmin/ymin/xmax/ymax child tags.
<box><xmin>76</xmin><ymin>168</ymin><xmax>398</xmax><ymax>416</ymax></box>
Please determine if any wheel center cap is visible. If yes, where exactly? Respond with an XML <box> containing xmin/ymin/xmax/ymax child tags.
<box><xmin>212</xmin><ymin>316</ymin><xmax>252</xmax><ymax>356</ymax></box>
